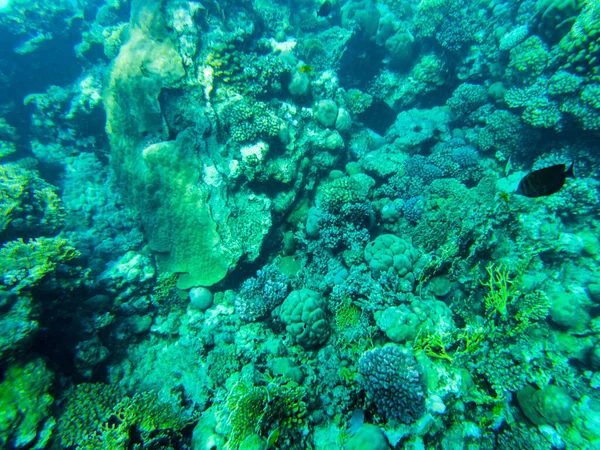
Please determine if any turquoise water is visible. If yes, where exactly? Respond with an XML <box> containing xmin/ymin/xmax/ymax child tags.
<box><xmin>0</xmin><ymin>0</ymin><xmax>599</xmax><ymax>448</ymax></box>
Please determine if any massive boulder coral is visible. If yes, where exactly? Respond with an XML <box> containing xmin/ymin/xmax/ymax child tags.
<box><xmin>385</xmin><ymin>107</ymin><xmax>452</xmax><ymax>154</ymax></box>
<box><xmin>364</xmin><ymin>234</ymin><xmax>425</xmax><ymax>291</ymax></box>
<box><xmin>374</xmin><ymin>297</ymin><xmax>454</xmax><ymax>343</ymax></box>
<box><xmin>103</xmin><ymin>0</ymin><xmax>273</xmax><ymax>288</ymax></box>
<box><xmin>278</xmin><ymin>289</ymin><xmax>330</xmax><ymax>348</ymax></box>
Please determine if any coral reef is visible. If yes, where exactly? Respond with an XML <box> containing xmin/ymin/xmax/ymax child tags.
<box><xmin>0</xmin><ymin>0</ymin><xmax>599</xmax><ymax>448</ymax></box>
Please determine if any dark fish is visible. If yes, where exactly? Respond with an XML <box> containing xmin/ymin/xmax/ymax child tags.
<box><xmin>516</xmin><ymin>162</ymin><xmax>575</xmax><ymax>197</ymax></box>
<box><xmin>317</xmin><ymin>1</ymin><xmax>333</xmax><ymax>17</ymax></box>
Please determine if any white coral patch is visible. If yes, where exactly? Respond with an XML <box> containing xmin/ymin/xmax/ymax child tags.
<box><xmin>229</xmin><ymin>159</ymin><xmax>240</xmax><ymax>178</ymax></box>
<box><xmin>240</xmin><ymin>141</ymin><xmax>268</xmax><ymax>163</ymax></box>
<box><xmin>269</xmin><ymin>38</ymin><xmax>297</xmax><ymax>55</ymax></box>
<box><xmin>203</xmin><ymin>165</ymin><xmax>222</xmax><ymax>187</ymax></box>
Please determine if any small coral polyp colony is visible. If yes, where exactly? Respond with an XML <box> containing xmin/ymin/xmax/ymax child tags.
<box><xmin>1</xmin><ymin>0</ymin><xmax>600</xmax><ymax>449</ymax></box>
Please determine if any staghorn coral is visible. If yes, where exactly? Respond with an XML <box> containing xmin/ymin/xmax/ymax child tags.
<box><xmin>319</xmin><ymin>174</ymin><xmax>375</xmax><ymax>213</ymax></box>
<box><xmin>447</xmin><ymin>83</ymin><xmax>488</xmax><ymax>119</ymax></box>
<box><xmin>412</xmin><ymin>0</ymin><xmax>449</xmax><ymax>38</ymax></box>
<box><xmin>344</xmin><ymin>89</ymin><xmax>373</xmax><ymax>115</ymax></box>
<box><xmin>476</xmin><ymin>108</ymin><xmax>534</xmax><ymax>156</ymax></box>
<box><xmin>220</xmin><ymin>98</ymin><xmax>282</xmax><ymax>143</ymax></box>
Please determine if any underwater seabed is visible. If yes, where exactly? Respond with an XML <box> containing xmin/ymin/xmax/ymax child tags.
<box><xmin>0</xmin><ymin>0</ymin><xmax>600</xmax><ymax>449</ymax></box>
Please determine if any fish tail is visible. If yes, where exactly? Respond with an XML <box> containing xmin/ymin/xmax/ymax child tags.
<box><xmin>566</xmin><ymin>160</ymin><xmax>575</xmax><ymax>178</ymax></box>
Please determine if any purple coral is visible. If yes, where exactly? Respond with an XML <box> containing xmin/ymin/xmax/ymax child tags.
<box><xmin>451</xmin><ymin>144</ymin><xmax>479</xmax><ymax>167</ymax></box>
<box><xmin>405</xmin><ymin>155</ymin><xmax>444</xmax><ymax>184</ymax></box>
<box><xmin>358</xmin><ymin>344</ymin><xmax>425</xmax><ymax>424</ymax></box>
<box><xmin>402</xmin><ymin>196</ymin><xmax>424</xmax><ymax>223</ymax></box>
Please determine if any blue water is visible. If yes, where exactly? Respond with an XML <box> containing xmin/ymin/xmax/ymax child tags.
<box><xmin>1</xmin><ymin>0</ymin><xmax>599</xmax><ymax>448</ymax></box>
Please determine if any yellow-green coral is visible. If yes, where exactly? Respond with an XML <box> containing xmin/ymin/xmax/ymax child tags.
<box><xmin>0</xmin><ymin>141</ymin><xmax>16</xmax><ymax>159</ymax></box>
<box><xmin>0</xmin><ymin>163</ymin><xmax>28</xmax><ymax>233</ymax></box>
<box><xmin>56</xmin><ymin>383</ymin><xmax>121</xmax><ymax>448</ymax></box>
<box><xmin>56</xmin><ymin>383</ymin><xmax>191</xmax><ymax>450</ymax></box>
<box><xmin>560</xmin><ymin>0</ymin><xmax>600</xmax><ymax>82</ymax></box>
<box><xmin>481</xmin><ymin>263</ymin><xmax>516</xmax><ymax>319</ymax></box>
<box><xmin>334</xmin><ymin>299</ymin><xmax>361</xmax><ymax>330</ymax></box>
<box><xmin>0</xmin><ymin>237</ymin><xmax>80</xmax><ymax>293</ymax></box>
<box><xmin>152</xmin><ymin>271</ymin><xmax>180</xmax><ymax>308</ymax></box>
<box><xmin>455</xmin><ymin>324</ymin><xmax>487</xmax><ymax>356</ymax></box>
<box><xmin>0</xmin><ymin>162</ymin><xmax>65</xmax><ymax>235</ymax></box>
<box><xmin>414</xmin><ymin>329</ymin><xmax>454</xmax><ymax>362</ymax></box>
<box><xmin>0</xmin><ymin>358</ymin><xmax>55</xmax><ymax>449</ymax></box>
<box><xmin>33</xmin><ymin>186</ymin><xmax>65</xmax><ymax>230</ymax></box>
<box><xmin>225</xmin><ymin>379</ymin><xmax>307</xmax><ymax>449</ymax></box>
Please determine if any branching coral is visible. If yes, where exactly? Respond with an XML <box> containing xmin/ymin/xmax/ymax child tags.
<box><xmin>506</xmin><ymin>35</ymin><xmax>550</xmax><ymax>83</ymax></box>
<box><xmin>481</xmin><ymin>263</ymin><xmax>516</xmax><ymax>319</ymax></box>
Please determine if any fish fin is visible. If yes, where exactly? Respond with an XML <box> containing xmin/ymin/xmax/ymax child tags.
<box><xmin>565</xmin><ymin>160</ymin><xmax>575</xmax><ymax>178</ymax></box>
